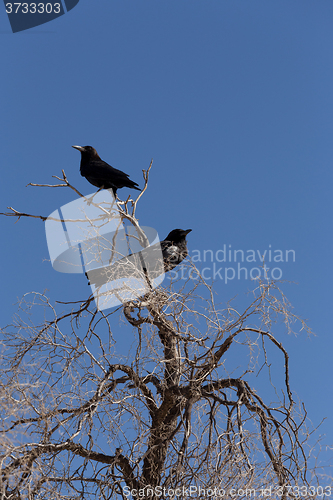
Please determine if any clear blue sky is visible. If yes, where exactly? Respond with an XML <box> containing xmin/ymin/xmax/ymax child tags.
<box><xmin>1</xmin><ymin>0</ymin><xmax>332</xmax><ymax>473</ymax></box>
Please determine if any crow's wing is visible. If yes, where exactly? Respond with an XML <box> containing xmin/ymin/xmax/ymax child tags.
<box><xmin>81</xmin><ymin>159</ymin><xmax>139</xmax><ymax>188</ymax></box>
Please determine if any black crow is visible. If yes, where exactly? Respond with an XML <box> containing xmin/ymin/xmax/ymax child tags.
<box><xmin>159</xmin><ymin>228</ymin><xmax>192</xmax><ymax>272</ymax></box>
<box><xmin>72</xmin><ymin>145</ymin><xmax>141</xmax><ymax>197</ymax></box>
<box><xmin>86</xmin><ymin>229</ymin><xmax>192</xmax><ymax>288</ymax></box>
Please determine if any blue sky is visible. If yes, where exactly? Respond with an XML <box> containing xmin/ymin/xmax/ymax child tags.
<box><xmin>1</xmin><ymin>0</ymin><xmax>332</xmax><ymax>474</ymax></box>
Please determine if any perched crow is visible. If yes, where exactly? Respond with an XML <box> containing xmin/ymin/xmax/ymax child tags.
<box><xmin>86</xmin><ymin>228</ymin><xmax>192</xmax><ymax>288</ymax></box>
<box><xmin>72</xmin><ymin>145</ymin><xmax>141</xmax><ymax>196</ymax></box>
<box><xmin>159</xmin><ymin>228</ymin><xmax>192</xmax><ymax>272</ymax></box>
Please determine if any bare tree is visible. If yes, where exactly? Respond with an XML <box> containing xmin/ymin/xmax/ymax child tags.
<box><xmin>0</xmin><ymin>169</ymin><xmax>330</xmax><ymax>499</ymax></box>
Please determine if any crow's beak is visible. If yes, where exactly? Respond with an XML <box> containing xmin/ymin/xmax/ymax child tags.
<box><xmin>72</xmin><ymin>145</ymin><xmax>85</xmax><ymax>152</ymax></box>
<box><xmin>185</xmin><ymin>229</ymin><xmax>192</xmax><ymax>235</ymax></box>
